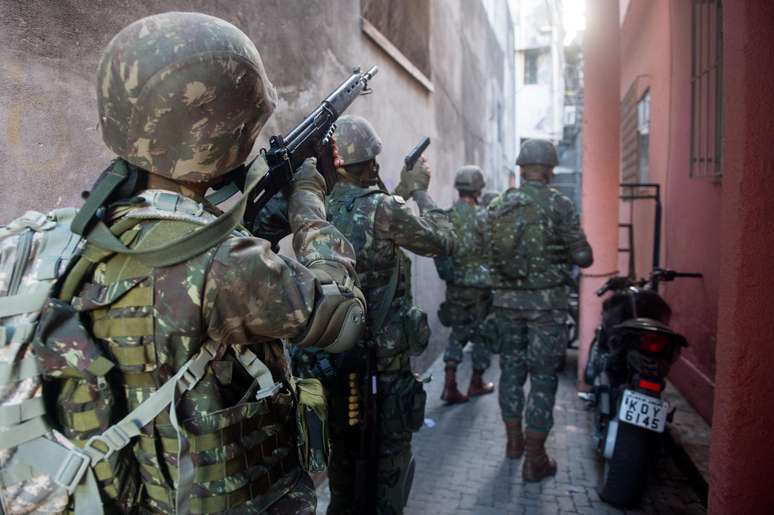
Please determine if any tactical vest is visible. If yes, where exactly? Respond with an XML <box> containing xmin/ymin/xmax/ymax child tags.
<box><xmin>325</xmin><ymin>183</ymin><xmax>410</xmax><ymax>315</ymax></box>
<box><xmin>62</xmin><ymin>191</ymin><xmax>298</xmax><ymax>514</ymax></box>
<box><xmin>321</xmin><ymin>182</ymin><xmax>421</xmax><ymax>367</ymax></box>
<box><xmin>445</xmin><ymin>201</ymin><xmax>489</xmax><ymax>287</ymax></box>
<box><xmin>488</xmin><ymin>182</ymin><xmax>568</xmax><ymax>291</ymax></box>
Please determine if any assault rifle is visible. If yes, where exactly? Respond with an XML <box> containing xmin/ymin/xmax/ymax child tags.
<box><xmin>209</xmin><ymin>66</ymin><xmax>379</xmax><ymax>224</ymax></box>
<box><xmin>404</xmin><ymin>136</ymin><xmax>431</xmax><ymax>170</ymax></box>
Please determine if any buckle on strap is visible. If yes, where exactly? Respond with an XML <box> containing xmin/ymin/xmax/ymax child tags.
<box><xmin>178</xmin><ymin>343</ymin><xmax>217</xmax><ymax>392</ymax></box>
<box><xmin>83</xmin><ymin>424</ymin><xmax>132</xmax><ymax>462</ymax></box>
<box><xmin>54</xmin><ymin>447</ymin><xmax>92</xmax><ymax>495</ymax></box>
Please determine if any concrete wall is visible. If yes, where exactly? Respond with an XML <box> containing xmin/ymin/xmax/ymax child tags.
<box><xmin>0</xmin><ymin>0</ymin><xmax>515</xmax><ymax>372</ymax></box>
<box><xmin>619</xmin><ymin>0</ymin><xmax>721</xmax><ymax>422</ymax></box>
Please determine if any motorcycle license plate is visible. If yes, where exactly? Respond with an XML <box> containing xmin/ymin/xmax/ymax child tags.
<box><xmin>619</xmin><ymin>390</ymin><xmax>669</xmax><ymax>433</ymax></box>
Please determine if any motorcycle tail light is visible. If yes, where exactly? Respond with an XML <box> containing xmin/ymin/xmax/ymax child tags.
<box><xmin>639</xmin><ymin>378</ymin><xmax>662</xmax><ymax>393</ymax></box>
<box><xmin>640</xmin><ymin>333</ymin><xmax>669</xmax><ymax>354</ymax></box>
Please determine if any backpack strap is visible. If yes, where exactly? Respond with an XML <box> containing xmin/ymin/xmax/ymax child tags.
<box><xmin>73</xmin><ymin>158</ymin><xmax>267</xmax><ymax>268</ymax></box>
<box><xmin>372</xmin><ymin>257</ymin><xmax>400</xmax><ymax>335</ymax></box>
<box><xmin>26</xmin><ymin>340</ymin><xmax>222</xmax><ymax>512</ymax></box>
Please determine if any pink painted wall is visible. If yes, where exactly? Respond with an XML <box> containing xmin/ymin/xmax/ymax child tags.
<box><xmin>577</xmin><ymin>0</ymin><xmax>620</xmax><ymax>388</ymax></box>
<box><xmin>619</xmin><ymin>0</ymin><xmax>721</xmax><ymax>422</ymax></box>
<box><xmin>709</xmin><ymin>2</ymin><xmax>774</xmax><ymax>512</ymax></box>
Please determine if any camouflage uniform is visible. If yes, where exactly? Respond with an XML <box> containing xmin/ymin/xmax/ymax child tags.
<box><xmin>293</xmin><ymin>116</ymin><xmax>456</xmax><ymax>515</ymax></box>
<box><xmin>34</xmin><ymin>13</ymin><xmax>365</xmax><ymax>514</ymax></box>
<box><xmin>437</xmin><ymin>199</ymin><xmax>492</xmax><ymax>372</ymax></box>
<box><xmin>486</xmin><ymin>139</ymin><xmax>592</xmax><ymax>480</ymax></box>
<box><xmin>488</xmin><ymin>180</ymin><xmax>590</xmax><ymax>431</ymax></box>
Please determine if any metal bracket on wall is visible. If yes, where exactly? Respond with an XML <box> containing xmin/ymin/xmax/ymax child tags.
<box><xmin>620</xmin><ymin>183</ymin><xmax>662</xmax><ymax>288</ymax></box>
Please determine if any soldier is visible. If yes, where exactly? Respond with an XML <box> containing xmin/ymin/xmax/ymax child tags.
<box><xmin>42</xmin><ymin>13</ymin><xmax>365</xmax><ymax>513</ymax></box>
<box><xmin>486</xmin><ymin>139</ymin><xmax>593</xmax><ymax>482</ymax></box>
<box><xmin>292</xmin><ymin>115</ymin><xmax>456</xmax><ymax>515</ymax></box>
<box><xmin>435</xmin><ymin>166</ymin><xmax>495</xmax><ymax>404</ymax></box>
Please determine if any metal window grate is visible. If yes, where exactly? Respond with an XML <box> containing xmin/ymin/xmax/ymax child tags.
<box><xmin>690</xmin><ymin>0</ymin><xmax>723</xmax><ymax>179</ymax></box>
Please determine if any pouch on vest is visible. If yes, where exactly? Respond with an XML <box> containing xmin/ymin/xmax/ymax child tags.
<box><xmin>380</xmin><ymin>372</ymin><xmax>427</xmax><ymax>435</ymax></box>
<box><xmin>433</xmin><ymin>256</ymin><xmax>455</xmax><ymax>283</ymax></box>
<box><xmin>403</xmin><ymin>304</ymin><xmax>430</xmax><ymax>356</ymax></box>
<box><xmin>437</xmin><ymin>300</ymin><xmax>476</xmax><ymax>328</ymax></box>
<box><xmin>293</xmin><ymin>377</ymin><xmax>330</xmax><ymax>473</ymax></box>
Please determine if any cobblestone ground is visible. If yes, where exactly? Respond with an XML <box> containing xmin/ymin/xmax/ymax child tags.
<box><xmin>316</xmin><ymin>348</ymin><xmax>706</xmax><ymax>515</ymax></box>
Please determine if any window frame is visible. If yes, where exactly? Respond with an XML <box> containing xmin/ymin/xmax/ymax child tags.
<box><xmin>690</xmin><ymin>0</ymin><xmax>723</xmax><ymax>179</ymax></box>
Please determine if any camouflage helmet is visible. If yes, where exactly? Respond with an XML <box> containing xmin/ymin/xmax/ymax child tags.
<box><xmin>97</xmin><ymin>12</ymin><xmax>277</xmax><ymax>183</ymax></box>
<box><xmin>516</xmin><ymin>139</ymin><xmax>559</xmax><ymax>167</ymax></box>
<box><xmin>454</xmin><ymin>165</ymin><xmax>486</xmax><ymax>193</ymax></box>
<box><xmin>334</xmin><ymin>115</ymin><xmax>383</xmax><ymax>166</ymax></box>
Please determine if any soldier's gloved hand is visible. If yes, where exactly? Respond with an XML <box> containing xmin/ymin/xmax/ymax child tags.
<box><xmin>292</xmin><ymin>157</ymin><xmax>327</xmax><ymax>198</ymax></box>
<box><xmin>395</xmin><ymin>157</ymin><xmax>431</xmax><ymax>200</ymax></box>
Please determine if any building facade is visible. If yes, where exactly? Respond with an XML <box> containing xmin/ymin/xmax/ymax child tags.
<box><xmin>513</xmin><ymin>0</ymin><xmax>582</xmax><ymax>205</ymax></box>
<box><xmin>580</xmin><ymin>1</ymin><xmax>774</xmax><ymax>513</ymax></box>
<box><xmin>0</xmin><ymin>0</ymin><xmax>516</xmax><ymax>370</ymax></box>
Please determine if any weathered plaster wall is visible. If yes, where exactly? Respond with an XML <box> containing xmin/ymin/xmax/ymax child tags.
<box><xmin>0</xmin><ymin>0</ymin><xmax>515</xmax><ymax>371</ymax></box>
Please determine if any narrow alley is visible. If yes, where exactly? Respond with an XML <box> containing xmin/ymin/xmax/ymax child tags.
<box><xmin>317</xmin><ymin>349</ymin><xmax>706</xmax><ymax>515</ymax></box>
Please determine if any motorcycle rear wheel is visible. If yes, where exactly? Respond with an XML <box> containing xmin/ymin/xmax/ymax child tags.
<box><xmin>598</xmin><ymin>420</ymin><xmax>658</xmax><ymax>507</ymax></box>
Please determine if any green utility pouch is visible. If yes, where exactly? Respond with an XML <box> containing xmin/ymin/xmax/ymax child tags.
<box><xmin>437</xmin><ymin>299</ymin><xmax>476</xmax><ymax>328</ymax></box>
<box><xmin>404</xmin><ymin>304</ymin><xmax>430</xmax><ymax>356</ymax></box>
<box><xmin>381</xmin><ymin>372</ymin><xmax>427</xmax><ymax>435</ymax></box>
<box><xmin>433</xmin><ymin>255</ymin><xmax>455</xmax><ymax>282</ymax></box>
<box><xmin>293</xmin><ymin>377</ymin><xmax>330</xmax><ymax>473</ymax></box>
<box><xmin>33</xmin><ymin>298</ymin><xmax>118</xmax><ymax>436</ymax></box>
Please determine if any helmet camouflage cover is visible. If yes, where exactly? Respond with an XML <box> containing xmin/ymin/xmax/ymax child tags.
<box><xmin>454</xmin><ymin>165</ymin><xmax>486</xmax><ymax>193</ymax></box>
<box><xmin>334</xmin><ymin>115</ymin><xmax>383</xmax><ymax>167</ymax></box>
<box><xmin>97</xmin><ymin>12</ymin><xmax>277</xmax><ymax>183</ymax></box>
<box><xmin>516</xmin><ymin>138</ymin><xmax>559</xmax><ymax>167</ymax></box>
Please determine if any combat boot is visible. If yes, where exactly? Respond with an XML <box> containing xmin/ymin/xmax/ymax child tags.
<box><xmin>468</xmin><ymin>369</ymin><xmax>495</xmax><ymax>397</ymax></box>
<box><xmin>522</xmin><ymin>430</ymin><xmax>557</xmax><ymax>482</ymax></box>
<box><xmin>505</xmin><ymin>420</ymin><xmax>524</xmax><ymax>459</ymax></box>
<box><xmin>441</xmin><ymin>364</ymin><xmax>468</xmax><ymax>404</ymax></box>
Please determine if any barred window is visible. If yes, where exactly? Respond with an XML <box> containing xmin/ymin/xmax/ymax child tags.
<box><xmin>690</xmin><ymin>0</ymin><xmax>723</xmax><ymax>179</ymax></box>
<box><xmin>621</xmin><ymin>79</ymin><xmax>647</xmax><ymax>184</ymax></box>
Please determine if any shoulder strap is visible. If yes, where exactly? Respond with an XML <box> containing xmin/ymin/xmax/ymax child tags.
<box><xmin>371</xmin><ymin>258</ymin><xmax>400</xmax><ymax>333</ymax></box>
<box><xmin>74</xmin><ymin>159</ymin><xmax>267</xmax><ymax>268</ymax></box>
<box><xmin>38</xmin><ymin>339</ymin><xmax>221</xmax><ymax>513</ymax></box>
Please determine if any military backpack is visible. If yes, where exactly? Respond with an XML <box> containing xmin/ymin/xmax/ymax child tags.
<box><xmin>489</xmin><ymin>186</ymin><xmax>558</xmax><ymax>285</ymax></box>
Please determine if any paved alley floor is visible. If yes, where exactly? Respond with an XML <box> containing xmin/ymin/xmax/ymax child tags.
<box><xmin>316</xmin><ymin>349</ymin><xmax>706</xmax><ymax>515</ymax></box>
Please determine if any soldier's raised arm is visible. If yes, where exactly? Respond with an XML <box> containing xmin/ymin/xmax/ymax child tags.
<box><xmin>376</xmin><ymin>159</ymin><xmax>457</xmax><ymax>257</ymax></box>
<box><xmin>204</xmin><ymin>158</ymin><xmax>364</xmax><ymax>350</ymax></box>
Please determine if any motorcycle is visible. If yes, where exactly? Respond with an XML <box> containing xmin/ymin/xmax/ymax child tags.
<box><xmin>580</xmin><ymin>268</ymin><xmax>702</xmax><ymax>507</ymax></box>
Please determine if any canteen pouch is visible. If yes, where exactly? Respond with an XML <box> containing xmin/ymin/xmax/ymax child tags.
<box><xmin>294</xmin><ymin>377</ymin><xmax>330</xmax><ymax>473</ymax></box>
<box><xmin>404</xmin><ymin>304</ymin><xmax>430</xmax><ymax>356</ymax></box>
